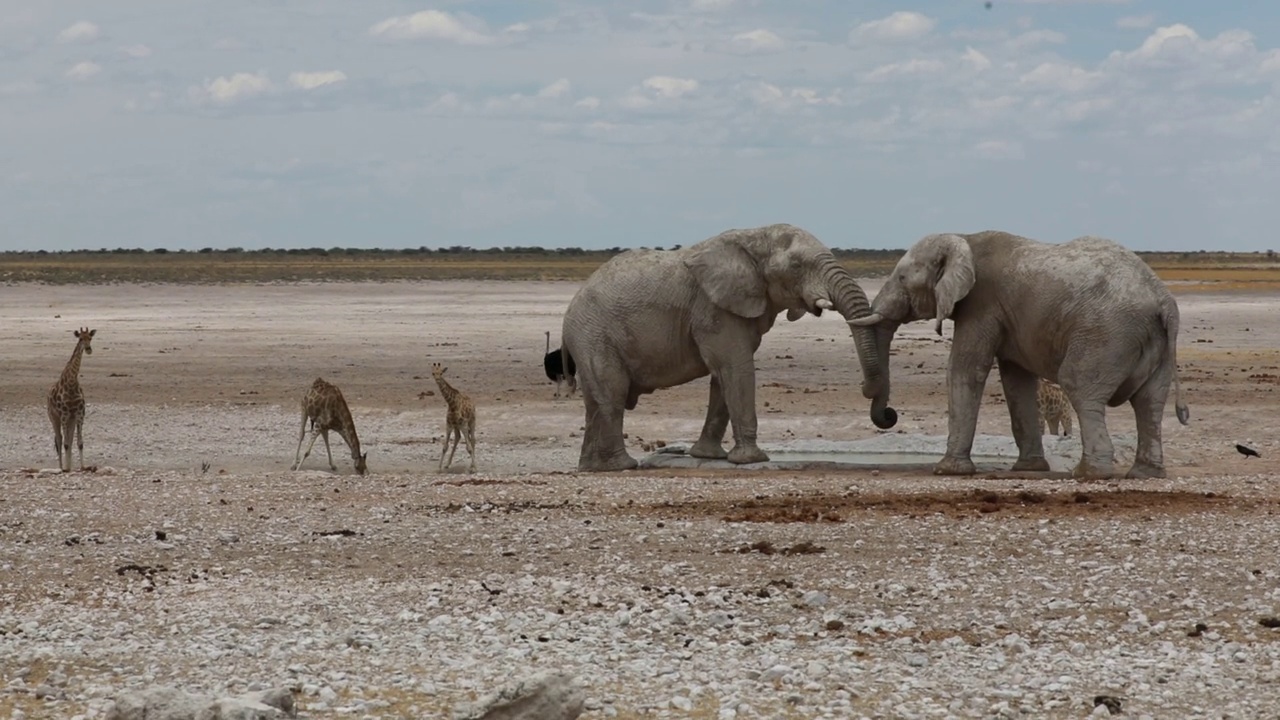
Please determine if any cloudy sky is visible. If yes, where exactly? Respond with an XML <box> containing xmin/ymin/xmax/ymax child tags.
<box><xmin>4</xmin><ymin>1</ymin><xmax>1280</xmax><ymax>252</ymax></box>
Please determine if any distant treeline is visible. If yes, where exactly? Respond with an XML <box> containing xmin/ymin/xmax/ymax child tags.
<box><xmin>4</xmin><ymin>246</ymin><xmax>1276</xmax><ymax>262</ymax></box>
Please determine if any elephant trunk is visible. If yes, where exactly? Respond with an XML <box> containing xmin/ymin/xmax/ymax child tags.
<box><xmin>868</xmin><ymin>321</ymin><xmax>900</xmax><ymax>429</ymax></box>
<box><xmin>820</xmin><ymin>258</ymin><xmax>898</xmax><ymax>429</ymax></box>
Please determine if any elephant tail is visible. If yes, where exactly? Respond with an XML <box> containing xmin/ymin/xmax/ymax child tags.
<box><xmin>1163</xmin><ymin>300</ymin><xmax>1190</xmax><ymax>425</ymax></box>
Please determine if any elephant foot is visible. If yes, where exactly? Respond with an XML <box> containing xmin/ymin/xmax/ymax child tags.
<box><xmin>1011</xmin><ymin>456</ymin><xmax>1051</xmax><ymax>472</ymax></box>
<box><xmin>688</xmin><ymin>439</ymin><xmax>729</xmax><ymax>460</ymax></box>
<box><xmin>578</xmin><ymin>452</ymin><xmax>639</xmax><ymax>473</ymax></box>
<box><xmin>1125</xmin><ymin>462</ymin><xmax>1166</xmax><ymax>479</ymax></box>
<box><xmin>727</xmin><ymin>444</ymin><xmax>769</xmax><ymax>465</ymax></box>
<box><xmin>933</xmin><ymin>456</ymin><xmax>976</xmax><ymax>476</ymax></box>
<box><xmin>1071</xmin><ymin>459</ymin><xmax>1115</xmax><ymax>480</ymax></box>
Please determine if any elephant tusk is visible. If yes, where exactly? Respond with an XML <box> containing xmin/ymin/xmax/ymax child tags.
<box><xmin>847</xmin><ymin>313</ymin><xmax>882</xmax><ymax>327</ymax></box>
<box><xmin>816</xmin><ymin>299</ymin><xmax>833</xmax><ymax>310</ymax></box>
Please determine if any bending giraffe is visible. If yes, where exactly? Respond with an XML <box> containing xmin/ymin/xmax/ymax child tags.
<box><xmin>431</xmin><ymin>362</ymin><xmax>477</xmax><ymax>473</ymax></box>
<box><xmin>293</xmin><ymin>377</ymin><xmax>368</xmax><ymax>474</ymax></box>
<box><xmin>47</xmin><ymin>327</ymin><xmax>96</xmax><ymax>472</ymax></box>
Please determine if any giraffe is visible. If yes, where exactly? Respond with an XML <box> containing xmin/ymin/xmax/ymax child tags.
<box><xmin>1037</xmin><ymin>379</ymin><xmax>1074</xmax><ymax>437</ymax></box>
<box><xmin>292</xmin><ymin>377</ymin><xmax>368</xmax><ymax>475</ymax></box>
<box><xmin>47</xmin><ymin>327</ymin><xmax>96</xmax><ymax>472</ymax></box>
<box><xmin>431</xmin><ymin>362</ymin><xmax>476</xmax><ymax>473</ymax></box>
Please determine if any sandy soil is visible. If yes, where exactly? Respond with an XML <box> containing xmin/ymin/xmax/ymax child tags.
<box><xmin>2</xmin><ymin>280</ymin><xmax>1279</xmax><ymax>719</ymax></box>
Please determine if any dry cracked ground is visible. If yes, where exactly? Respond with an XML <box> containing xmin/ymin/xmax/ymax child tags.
<box><xmin>1</xmin><ymin>279</ymin><xmax>1279</xmax><ymax>719</ymax></box>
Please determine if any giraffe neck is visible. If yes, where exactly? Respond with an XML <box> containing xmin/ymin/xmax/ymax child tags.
<box><xmin>60</xmin><ymin>341</ymin><xmax>87</xmax><ymax>391</ymax></box>
<box><xmin>334</xmin><ymin>401</ymin><xmax>362</xmax><ymax>458</ymax></box>
<box><xmin>435</xmin><ymin>376</ymin><xmax>461</xmax><ymax>407</ymax></box>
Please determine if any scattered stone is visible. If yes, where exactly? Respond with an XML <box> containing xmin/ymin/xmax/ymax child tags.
<box><xmin>1258</xmin><ymin>616</ymin><xmax>1280</xmax><ymax>628</ymax></box>
<box><xmin>451</xmin><ymin>671</ymin><xmax>583</xmax><ymax>720</ymax></box>
<box><xmin>104</xmin><ymin>685</ymin><xmax>296</xmax><ymax>720</ymax></box>
<box><xmin>1093</xmin><ymin>695</ymin><xmax>1123</xmax><ymax>715</ymax></box>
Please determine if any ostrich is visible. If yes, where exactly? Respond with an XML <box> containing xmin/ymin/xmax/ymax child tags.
<box><xmin>543</xmin><ymin>330</ymin><xmax>577</xmax><ymax>399</ymax></box>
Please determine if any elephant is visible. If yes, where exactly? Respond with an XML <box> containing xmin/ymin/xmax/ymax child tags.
<box><xmin>849</xmin><ymin>230</ymin><xmax>1191</xmax><ymax>480</ymax></box>
<box><xmin>560</xmin><ymin>223</ymin><xmax>895</xmax><ymax>472</ymax></box>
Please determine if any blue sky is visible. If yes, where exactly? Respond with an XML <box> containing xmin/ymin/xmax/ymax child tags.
<box><xmin>4</xmin><ymin>1</ymin><xmax>1280</xmax><ymax>252</ymax></box>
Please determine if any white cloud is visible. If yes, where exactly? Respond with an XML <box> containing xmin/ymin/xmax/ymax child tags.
<box><xmin>369</xmin><ymin>10</ymin><xmax>493</xmax><ymax>45</ymax></box>
<box><xmin>1019</xmin><ymin>62</ymin><xmax>1102</xmax><ymax>93</ymax></box>
<box><xmin>64</xmin><ymin>62</ymin><xmax>101</xmax><ymax>81</ymax></box>
<box><xmin>57</xmin><ymin>21</ymin><xmax>100</xmax><ymax>44</ymax></box>
<box><xmin>289</xmin><ymin>70</ymin><xmax>347</xmax><ymax>90</ymax></box>
<box><xmin>851</xmin><ymin>12</ymin><xmax>936</xmax><ymax>44</ymax></box>
<box><xmin>729</xmin><ymin>29</ymin><xmax>785</xmax><ymax>54</ymax></box>
<box><xmin>537</xmin><ymin>78</ymin><xmax>572</xmax><ymax>99</ymax></box>
<box><xmin>120</xmin><ymin>44</ymin><xmax>152</xmax><ymax>59</ymax></box>
<box><xmin>962</xmin><ymin>47</ymin><xmax>992</xmax><ymax>72</ymax></box>
<box><xmin>865</xmin><ymin>59</ymin><xmax>947</xmax><ymax>83</ymax></box>
<box><xmin>970</xmin><ymin>139</ymin><xmax>1024</xmax><ymax>161</ymax></box>
<box><xmin>574</xmin><ymin>97</ymin><xmax>600</xmax><ymax>110</ymax></box>
<box><xmin>190</xmin><ymin>72</ymin><xmax>273</xmax><ymax>104</ymax></box>
<box><xmin>642</xmin><ymin>76</ymin><xmax>699</xmax><ymax>99</ymax></box>
<box><xmin>746</xmin><ymin>82</ymin><xmax>841</xmax><ymax>111</ymax></box>
<box><xmin>1116</xmin><ymin>15</ymin><xmax>1156</xmax><ymax>30</ymax></box>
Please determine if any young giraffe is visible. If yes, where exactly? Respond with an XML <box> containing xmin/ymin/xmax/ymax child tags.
<box><xmin>431</xmin><ymin>362</ymin><xmax>476</xmax><ymax>473</ymax></box>
<box><xmin>1037</xmin><ymin>379</ymin><xmax>1074</xmax><ymax>437</ymax></box>
<box><xmin>47</xmin><ymin>327</ymin><xmax>96</xmax><ymax>472</ymax></box>
<box><xmin>292</xmin><ymin>377</ymin><xmax>368</xmax><ymax>475</ymax></box>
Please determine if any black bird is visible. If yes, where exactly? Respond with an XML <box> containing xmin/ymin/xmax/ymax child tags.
<box><xmin>543</xmin><ymin>331</ymin><xmax>577</xmax><ymax>398</ymax></box>
<box><xmin>1237</xmin><ymin>443</ymin><xmax>1261</xmax><ymax>458</ymax></box>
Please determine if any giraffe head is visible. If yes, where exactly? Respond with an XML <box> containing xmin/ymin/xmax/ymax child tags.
<box><xmin>431</xmin><ymin>362</ymin><xmax>447</xmax><ymax>380</ymax></box>
<box><xmin>354</xmin><ymin>452</ymin><xmax>368</xmax><ymax>475</ymax></box>
<box><xmin>75</xmin><ymin>327</ymin><xmax>96</xmax><ymax>355</ymax></box>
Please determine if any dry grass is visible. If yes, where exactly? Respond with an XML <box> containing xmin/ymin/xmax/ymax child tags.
<box><xmin>2</xmin><ymin>248</ymin><xmax>1276</xmax><ymax>285</ymax></box>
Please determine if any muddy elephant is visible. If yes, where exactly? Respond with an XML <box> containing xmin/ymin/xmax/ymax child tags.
<box><xmin>850</xmin><ymin>230</ymin><xmax>1190</xmax><ymax>479</ymax></box>
<box><xmin>561</xmin><ymin>223</ymin><xmax>894</xmax><ymax>472</ymax></box>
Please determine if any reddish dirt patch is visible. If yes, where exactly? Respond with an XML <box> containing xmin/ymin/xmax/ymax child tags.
<box><xmin>631</xmin><ymin>488</ymin><xmax>1254</xmax><ymax>523</ymax></box>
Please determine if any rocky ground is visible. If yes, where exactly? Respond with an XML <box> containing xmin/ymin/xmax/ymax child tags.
<box><xmin>1</xmin><ymin>280</ymin><xmax>1277</xmax><ymax>719</ymax></box>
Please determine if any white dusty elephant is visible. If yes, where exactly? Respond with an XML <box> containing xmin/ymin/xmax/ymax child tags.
<box><xmin>561</xmin><ymin>224</ymin><xmax>894</xmax><ymax>472</ymax></box>
<box><xmin>850</xmin><ymin>230</ymin><xmax>1190</xmax><ymax>479</ymax></box>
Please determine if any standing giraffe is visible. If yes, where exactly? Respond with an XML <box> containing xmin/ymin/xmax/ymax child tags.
<box><xmin>293</xmin><ymin>377</ymin><xmax>368</xmax><ymax>474</ymax></box>
<box><xmin>431</xmin><ymin>362</ymin><xmax>476</xmax><ymax>473</ymax></box>
<box><xmin>47</xmin><ymin>327</ymin><xmax>96</xmax><ymax>472</ymax></box>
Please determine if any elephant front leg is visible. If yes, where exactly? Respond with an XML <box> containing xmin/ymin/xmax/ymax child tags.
<box><xmin>716</xmin><ymin>360</ymin><xmax>768</xmax><ymax>465</ymax></box>
<box><xmin>689</xmin><ymin>377</ymin><xmax>730</xmax><ymax>460</ymax></box>
<box><xmin>997</xmin><ymin>360</ymin><xmax>1050</xmax><ymax>472</ymax></box>
<box><xmin>937</xmin><ymin>349</ymin><xmax>996</xmax><ymax>476</ymax></box>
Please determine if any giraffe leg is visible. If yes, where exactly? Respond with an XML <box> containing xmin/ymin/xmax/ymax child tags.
<box><xmin>438</xmin><ymin>422</ymin><xmax>452</xmax><ymax>472</ymax></box>
<box><xmin>292</xmin><ymin>415</ymin><xmax>309</xmax><ymax>469</ymax></box>
<box><xmin>62</xmin><ymin>418</ymin><xmax>75</xmax><ymax>472</ymax></box>
<box><xmin>298</xmin><ymin>430</ymin><xmax>323</xmax><ymax>470</ymax></box>
<box><xmin>321</xmin><ymin>430</ymin><xmax>337</xmax><ymax>471</ymax></box>
<box><xmin>51</xmin><ymin>416</ymin><xmax>64</xmax><ymax>471</ymax></box>
<box><xmin>75</xmin><ymin>414</ymin><xmax>85</xmax><ymax>470</ymax></box>
<box><xmin>464</xmin><ymin>423</ymin><xmax>477</xmax><ymax>473</ymax></box>
<box><xmin>446</xmin><ymin>426</ymin><xmax>461</xmax><ymax>470</ymax></box>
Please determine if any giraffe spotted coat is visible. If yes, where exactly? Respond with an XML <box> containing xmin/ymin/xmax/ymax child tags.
<box><xmin>1037</xmin><ymin>380</ymin><xmax>1074</xmax><ymax>437</ymax></box>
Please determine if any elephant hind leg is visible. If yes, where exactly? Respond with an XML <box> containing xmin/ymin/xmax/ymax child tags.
<box><xmin>997</xmin><ymin>360</ymin><xmax>1049</xmax><ymax>472</ymax></box>
<box><xmin>577</xmin><ymin>365</ymin><xmax>638</xmax><ymax>473</ymax></box>
<box><xmin>1126</xmin><ymin>368</ymin><xmax>1173</xmax><ymax>479</ymax></box>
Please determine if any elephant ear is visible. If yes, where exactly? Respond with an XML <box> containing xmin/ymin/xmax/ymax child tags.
<box><xmin>683</xmin><ymin>237</ymin><xmax>768</xmax><ymax>318</ymax></box>
<box><xmin>931</xmin><ymin>234</ymin><xmax>976</xmax><ymax>336</ymax></box>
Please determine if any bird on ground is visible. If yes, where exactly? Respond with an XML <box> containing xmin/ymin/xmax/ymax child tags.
<box><xmin>543</xmin><ymin>330</ymin><xmax>576</xmax><ymax>398</ymax></box>
<box><xmin>1236</xmin><ymin>443</ymin><xmax>1261</xmax><ymax>458</ymax></box>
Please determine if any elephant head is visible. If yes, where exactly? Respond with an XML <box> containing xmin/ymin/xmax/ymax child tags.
<box><xmin>848</xmin><ymin>233</ymin><xmax>976</xmax><ymax>423</ymax></box>
<box><xmin>683</xmin><ymin>223</ymin><xmax>897</xmax><ymax>429</ymax></box>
